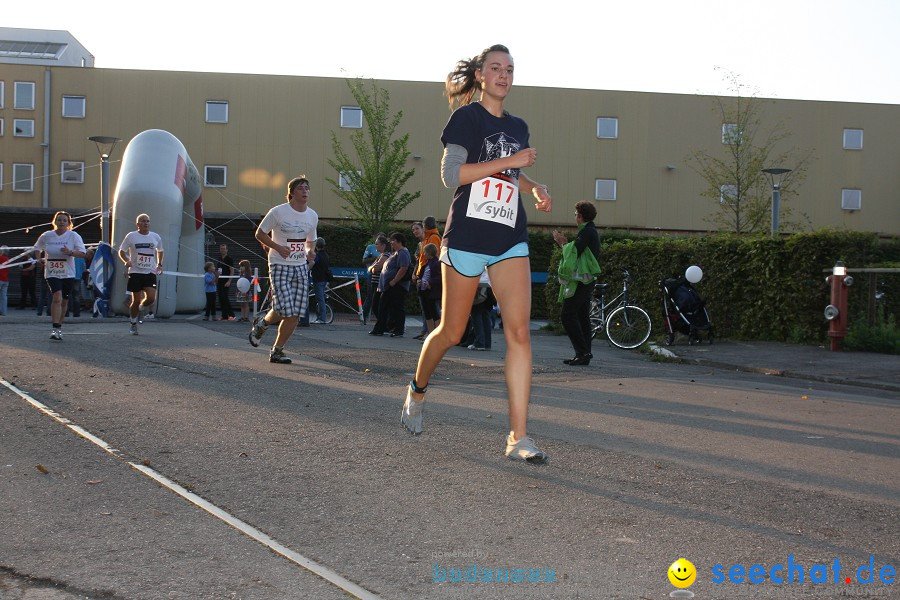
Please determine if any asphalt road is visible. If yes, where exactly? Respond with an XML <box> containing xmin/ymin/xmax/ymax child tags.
<box><xmin>1</xmin><ymin>315</ymin><xmax>897</xmax><ymax>600</ymax></box>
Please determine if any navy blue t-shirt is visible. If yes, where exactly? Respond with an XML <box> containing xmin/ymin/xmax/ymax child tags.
<box><xmin>440</xmin><ymin>102</ymin><xmax>530</xmax><ymax>256</ymax></box>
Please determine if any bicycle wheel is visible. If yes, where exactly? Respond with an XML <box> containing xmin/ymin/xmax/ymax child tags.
<box><xmin>324</xmin><ymin>303</ymin><xmax>334</xmax><ymax>324</ymax></box>
<box><xmin>589</xmin><ymin>299</ymin><xmax>603</xmax><ymax>340</ymax></box>
<box><xmin>606</xmin><ymin>305</ymin><xmax>651</xmax><ymax>349</ymax></box>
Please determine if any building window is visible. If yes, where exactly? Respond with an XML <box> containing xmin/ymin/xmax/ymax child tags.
<box><xmin>14</xmin><ymin>82</ymin><xmax>35</xmax><ymax>110</ymax></box>
<box><xmin>596</xmin><ymin>117</ymin><xmax>618</xmax><ymax>139</ymax></box>
<box><xmin>206</xmin><ymin>101</ymin><xmax>228</xmax><ymax>123</ymax></box>
<box><xmin>0</xmin><ymin>81</ymin><xmax>4</xmax><ymax>108</ymax></box>
<box><xmin>720</xmin><ymin>184</ymin><xmax>737</xmax><ymax>205</ymax></box>
<box><xmin>14</xmin><ymin>119</ymin><xmax>34</xmax><ymax>137</ymax></box>
<box><xmin>0</xmin><ymin>118</ymin><xmax>4</xmax><ymax>136</ymax></box>
<box><xmin>338</xmin><ymin>170</ymin><xmax>361</xmax><ymax>191</ymax></box>
<box><xmin>341</xmin><ymin>106</ymin><xmax>363</xmax><ymax>129</ymax></box>
<box><xmin>0</xmin><ymin>163</ymin><xmax>3</xmax><ymax>191</ymax></box>
<box><xmin>0</xmin><ymin>41</ymin><xmax>65</xmax><ymax>60</ymax></box>
<box><xmin>595</xmin><ymin>179</ymin><xmax>617</xmax><ymax>201</ymax></box>
<box><xmin>722</xmin><ymin>123</ymin><xmax>741</xmax><ymax>144</ymax></box>
<box><xmin>204</xmin><ymin>165</ymin><xmax>227</xmax><ymax>187</ymax></box>
<box><xmin>13</xmin><ymin>163</ymin><xmax>34</xmax><ymax>192</ymax></box>
<box><xmin>61</xmin><ymin>161</ymin><xmax>85</xmax><ymax>184</ymax></box>
<box><xmin>62</xmin><ymin>96</ymin><xmax>86</xmax><ymax>118</ymax></box>
<box><xmin>841</xmin><ymin>189</ymin><xmax>862</xmax><ymax>211</ymax></box>
<box><xmin>842</xmin><ymin>128</ymin><xmax>863</xmax><ymax>150</ymax></box>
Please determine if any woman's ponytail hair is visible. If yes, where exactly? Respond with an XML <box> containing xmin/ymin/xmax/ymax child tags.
<box><xmin>445</xmin><ymin>44</ymin><xmax>510</xmax><ymax>110</ymax></box>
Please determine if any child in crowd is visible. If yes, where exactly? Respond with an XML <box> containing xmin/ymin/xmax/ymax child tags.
<box><xmin>418</xmin><ymin>243</ymin><xmax>442</xmax><ymax>336</ymax></box>
<box><xmin>203</xmin><ymin>261</ymin><xmax>217</xmax><ymax>321</ymax></box>
<box><xmin>237</xmin><ymin>259</ymin><xmax>252</xmax><ymax>321</ymax></box>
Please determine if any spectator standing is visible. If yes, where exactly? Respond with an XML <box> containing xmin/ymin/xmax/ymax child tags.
<box><xmin>410</xmin><ymin>222</ymin><xmax>426</xmax><ymax>338</ymax></box>
<box><xmin>468</xmin><ymin>271</ymin><xmax>494</xmax><ymax>351</ymax></box>
<box><xmin>35</xmin><ymin>256</ymin><xmax>49</xmax><ymax>317</ymax></box>
<box><xmin>369</xmin><ymin>232</ymin><xmax>411</xmax><ymax>337</ymax></box>
<box><xmin>310</xmin><ymin>237</ymin><xmax>331</xmax><ymax>324</ymax></box>
<box><xmin>236</xmin><ymin>259</ymin><xmax>252</xmax><ymax>321</ymax></box>
<box><xmin>217</xmin><ymin>243</ymin><xmax>235</xmax><ymax>320</ymax></box>
<box><xmin>361</xmin><ymin>232</ymin><xmax>385</xmax><ymax>322</ymax></box>
<box><xmin>417</xmin><ymin>243</ymin><xmax>442</xmax><ymax>336</ymax></box>
<box><xmin>18</xmin><ymin>249</ymin><xmax>37</xmax><ymax>309</ymax></box>
<box><xmin>0</xmin><ymin>246</ymin><xmax>9</xmax><ymax>315</ymax></box>
<box><xmin>412</xmin><ymin>217</ymin><xmax>442</xmax><ymax>339</ymax></box>
<box><xmin>553</xmin><ymin>201</ymin><xmax>601</xmax><ymax>365</ymax></box>
<box><xmin>203</xmin><ymin>261</ymin><xmax>217</xmax><ymax>320</ymax></box>
<box><xmin>66</xmin><ymin>254</ymin><xmax>86</xmax><ymax>317</ymax></box>
<box><xmin>366</xmin><ymin>235</ymin><xmax>391</xmax><ymax>325</ymax></box>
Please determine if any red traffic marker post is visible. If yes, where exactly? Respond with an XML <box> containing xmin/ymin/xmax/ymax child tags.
<box><xmin>824</xmin><ymin>261</ymin><xmax>853</xmax><ymax>351</ymax></box>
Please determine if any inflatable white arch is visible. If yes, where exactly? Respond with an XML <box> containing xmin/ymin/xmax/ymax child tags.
<box><xmin>110</xmin><ymin>130</ymin><xmax>206</xmax><ymax>317</ymax></box>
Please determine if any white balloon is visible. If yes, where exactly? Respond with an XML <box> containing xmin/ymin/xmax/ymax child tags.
<box><xmin>236</xmin><ymin>277</ymin><xmax>251</xmax><ymax>293</ymax></box>
<box><xmin>685</xmin><ymin>265</ymin><xmax>703</xmax><ymax>283</ymax></box>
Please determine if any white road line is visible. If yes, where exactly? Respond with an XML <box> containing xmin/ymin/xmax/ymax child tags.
<box><xmin>1</xmin><ymin>378</ymin><xmax>382</xmax><ymax>600</ymax></box>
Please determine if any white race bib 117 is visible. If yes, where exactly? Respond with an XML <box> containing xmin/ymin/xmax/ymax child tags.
<box><xmin>466</xmin><ymin>176</ymin><xmax>518</xmax><ymax>228</ymax></box>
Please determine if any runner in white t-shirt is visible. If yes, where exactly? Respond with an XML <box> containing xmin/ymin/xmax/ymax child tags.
<box><xmin>248</xmin><ymin>176</ymin><xmax>318</xmax><ymax>364</ymax></box>
<box><xmin>118</xmin><ymin>213</ymin><xmax>164</xmax><ymax>335</ymax></box>
<box><xmin>32</xmin><ymin>211</ymin><xmax>88</xmax><ymax>340</ymax></box>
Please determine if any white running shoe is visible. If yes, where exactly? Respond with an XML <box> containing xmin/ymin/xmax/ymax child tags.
<box><xmin>401</xmin><ymin>386</ymin><xmax>425</xmax><ymax>435</ymax></box>
<box><xmin>249</xmin><ymin>314</ymin><xmax>267</xmax><ymax>347</ymax></box>
<box><xmin>50</xmin><ymin>329</ymin><xmax>62</xmax><ymax>341</ymax></box>
<box><xmin>505</xmin><ymin>434</ymin><xmax>549</xmax><ymax>463</ymax></box>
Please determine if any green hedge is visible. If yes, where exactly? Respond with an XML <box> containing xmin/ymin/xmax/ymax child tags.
<box><xmin>543</xmin><ymin>230</ymin><xmax>900</xmax><ymax>344</ymax></box>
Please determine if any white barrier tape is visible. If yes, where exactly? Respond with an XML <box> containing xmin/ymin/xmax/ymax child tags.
<box><xmin>160</xmin><ymin>271</ymin><xmax>264</xmax><ymax>279</ymax></box>
<box><xmin>0</xmin><ymin>258</ymin><xmax>37</xmax><ymax>271</ymax></box>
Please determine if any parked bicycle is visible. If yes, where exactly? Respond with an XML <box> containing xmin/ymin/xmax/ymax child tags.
<box><xmin>589</xmin><ymin>269</ymin><xmax>652</xmax><ymax>349</ymax></box>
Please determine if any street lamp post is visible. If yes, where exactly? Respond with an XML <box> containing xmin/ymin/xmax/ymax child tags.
<box><xmin>88</xmin><ymin>136</ymin><xmax>121</xmax><ymax>245</ymax></box>
<box><xmin>762</xmin><ymin>167</ymin><xmax>792</xmax><ymax>237</ymax></box>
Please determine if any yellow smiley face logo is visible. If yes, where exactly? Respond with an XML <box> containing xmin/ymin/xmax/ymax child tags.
<box><xmin>668</xmin><ymin>558</ymin><xmax>697</xmax><ymax>588</ymax></box>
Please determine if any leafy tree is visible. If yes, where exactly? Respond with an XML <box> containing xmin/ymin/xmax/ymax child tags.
<box><xmin>327</xmin><ymin>78</ymin><xmax>421</xmax><ymax>235</ymax></box>
<box><xmin>687</xmin><ymin>72</ymin><xmax>812</xmax><ymax>234</ymax></box>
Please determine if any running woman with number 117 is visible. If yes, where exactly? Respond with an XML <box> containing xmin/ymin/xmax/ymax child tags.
<box><xmin>401</xmin><ymin>44</ymin><xmax>553</xmax><ymax>463</ymax></box>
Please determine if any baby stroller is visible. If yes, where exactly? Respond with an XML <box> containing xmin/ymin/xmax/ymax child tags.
<box><xmin>660</xmin><ymin>274</ymin><xmax>714</xmax><ymax>345</ymax></box>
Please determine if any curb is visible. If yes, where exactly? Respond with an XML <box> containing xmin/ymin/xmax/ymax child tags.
<box><xmin>667</xmin><ymin>352</ymin><xmax>900</xmax><ymax>394</ymax></box>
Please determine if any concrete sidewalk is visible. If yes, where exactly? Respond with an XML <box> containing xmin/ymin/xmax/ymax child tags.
<box><xmin>329</xmin><ymin>312</ymin><xmax>900</xmax><ymax>394</ymax></box>
<box><xmin>655</xmin><ymin>338</ymin><xmax>900</xmax><ymax>393</ymax></box>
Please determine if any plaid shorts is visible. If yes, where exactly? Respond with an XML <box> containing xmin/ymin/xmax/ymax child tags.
<box><xmin>269</xmin><ymin>262</ymin><xmax>309</xmax><ymax>318</ymax></box>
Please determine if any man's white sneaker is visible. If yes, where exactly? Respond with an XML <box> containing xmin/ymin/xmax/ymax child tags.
<box><xmin>50</xmin><ymin>329</ymin><xmax>62</xmax><ymax>341</ymax></box>
<box><xmin>249</xmin><ymin>314</ymin><xmax>267</xmax><ymax>347</ymax></box>
<box><xmin>311</xmin><ymin>319</ymin><xmax>325</xmax><ymax>324</ymax></box>
<box><xmin>505</xmin><ymin>434</ymin><xmax>549</xmax><ymax>463</ymax></box>
<box><xmin>401</xmin><ymin>386</ymin><xmax>425</xmax><ymax>435</ymax></box>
